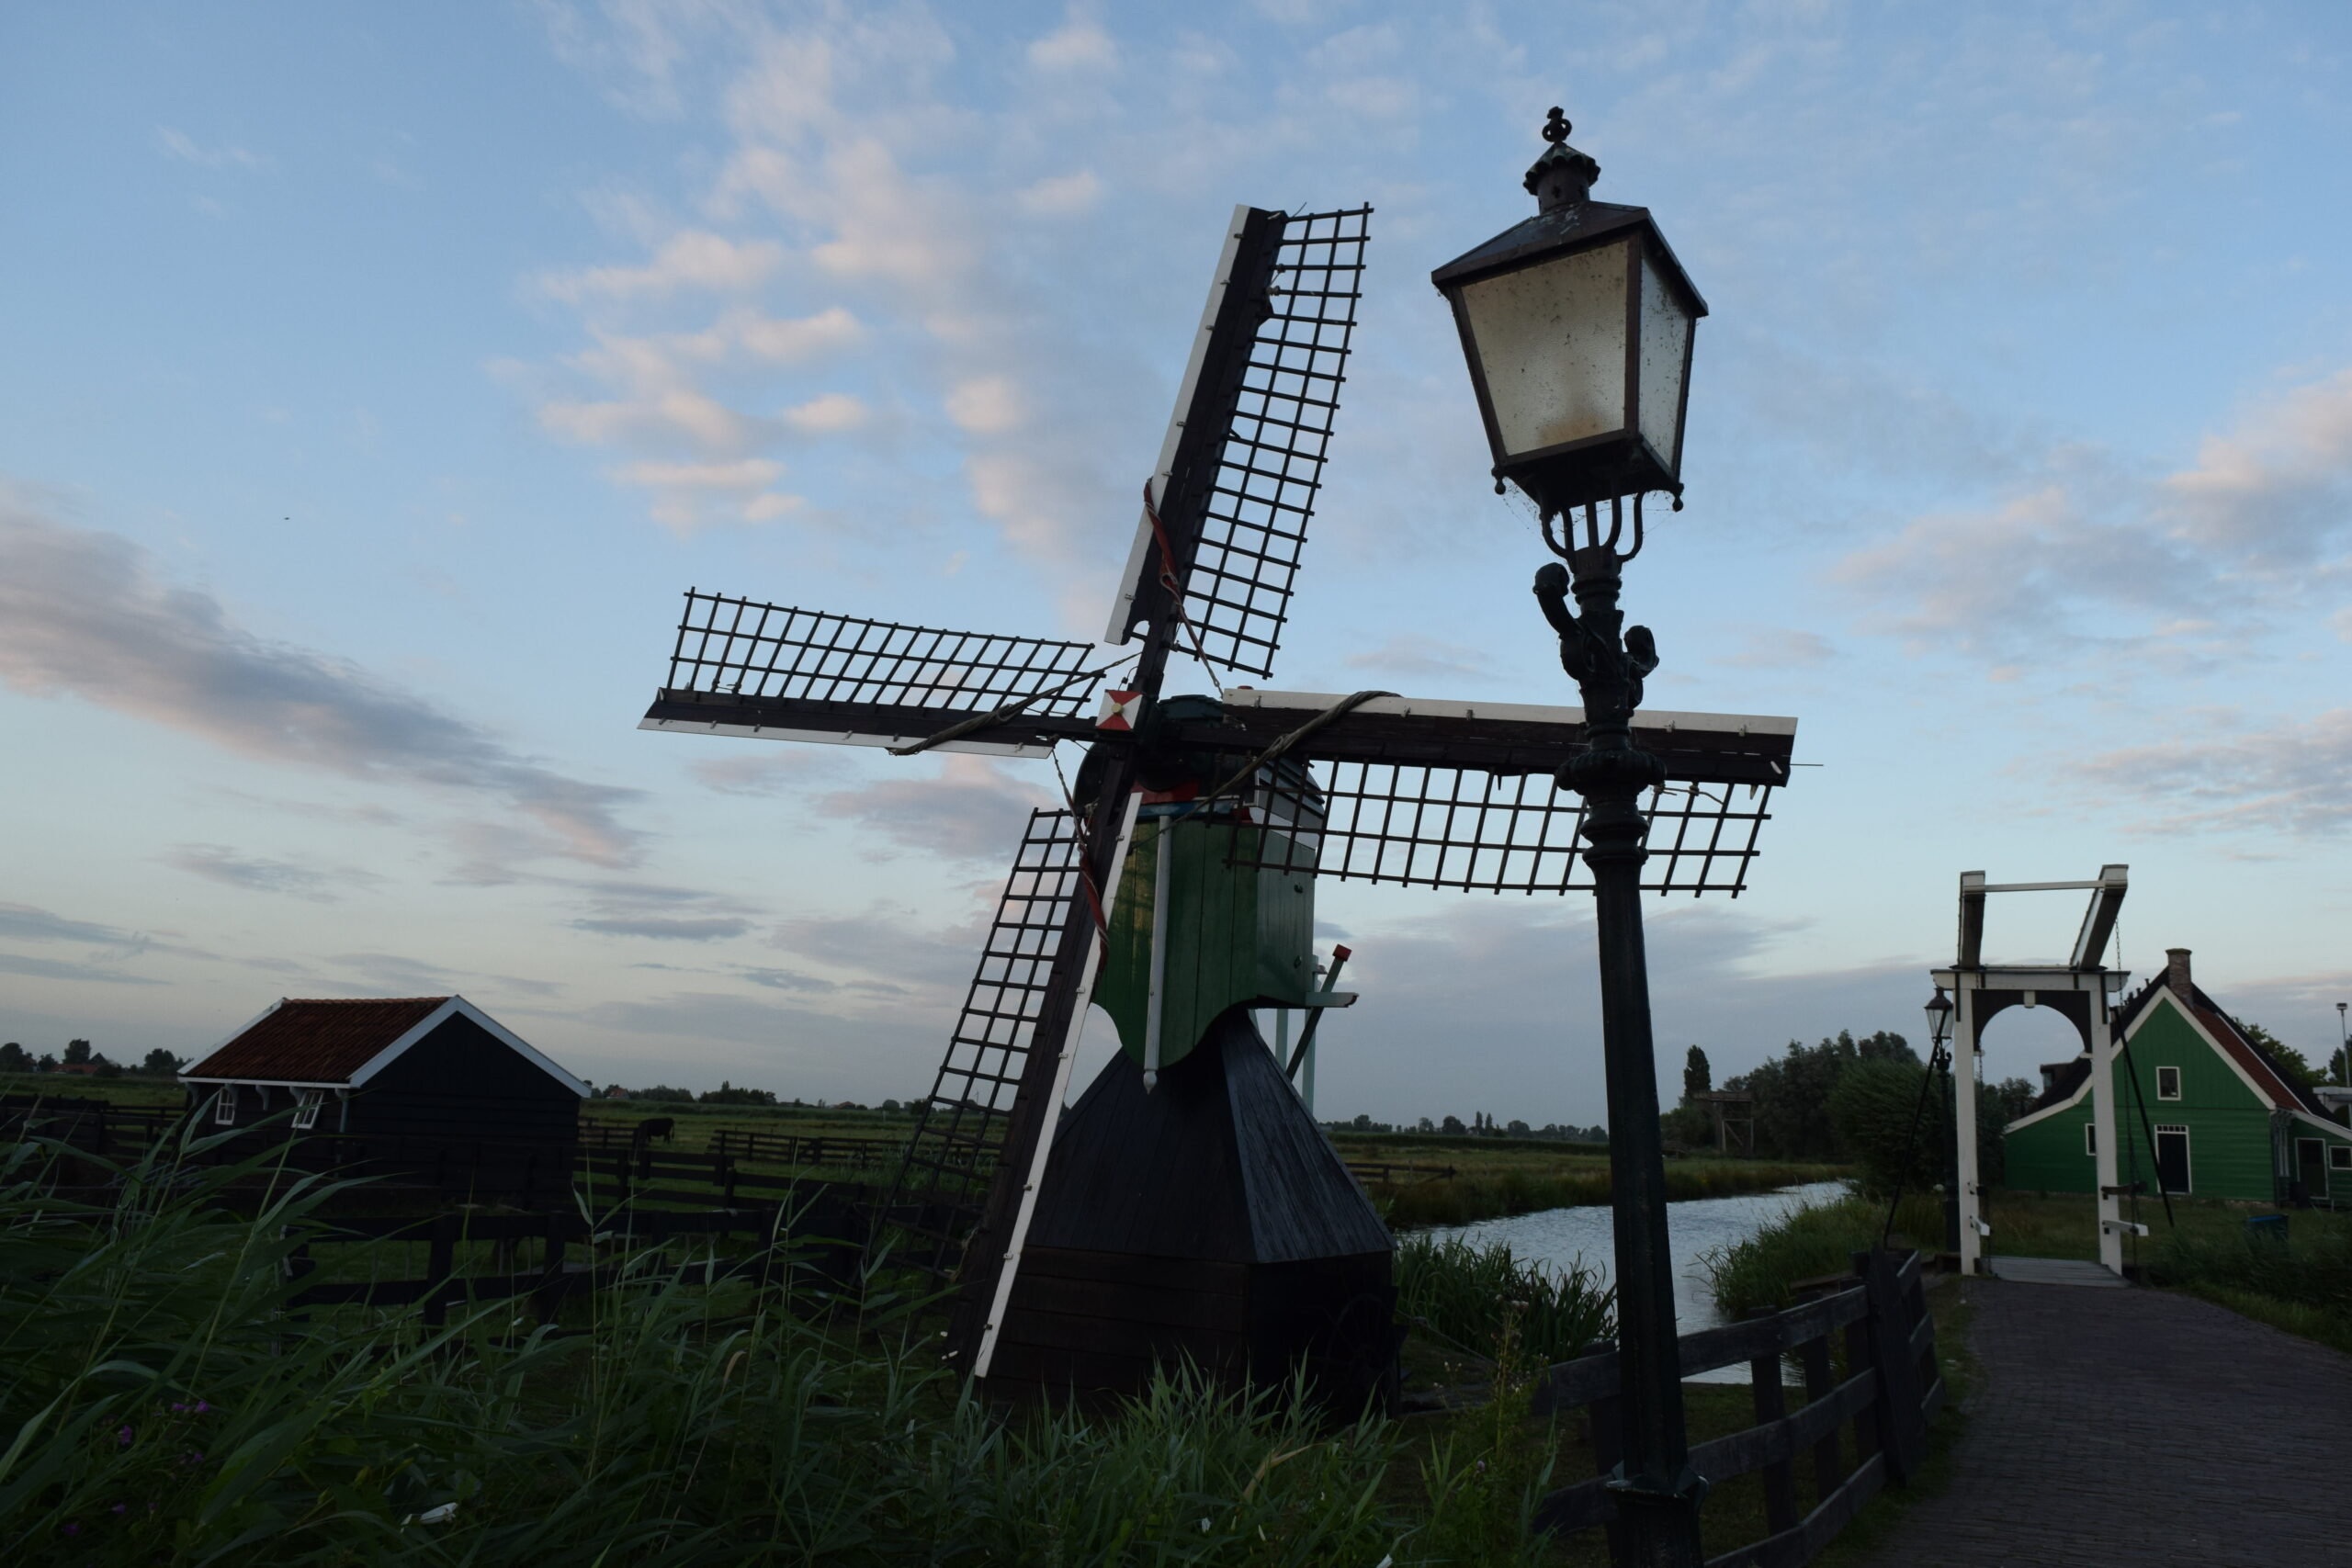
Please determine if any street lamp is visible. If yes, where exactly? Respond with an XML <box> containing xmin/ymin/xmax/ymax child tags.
<box><xmin>1432</xmin><ymin>107</ymin><xmax>1708</xmax><ymax>1568</ymax></box>
<box><xmin>1432</xmin><ymin>107</ymin><xmax>1707</xmax><ymax>519</ymax></box>
<box><xmin>1925</xmin><ymin>988</ymin><xmax>1960</xmax><ymax>1254</ymax></box>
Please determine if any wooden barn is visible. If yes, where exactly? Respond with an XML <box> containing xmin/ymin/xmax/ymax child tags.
<box><xmin>180</xmin><ymin>996</ymin><xmax>591</xmax><ymax>1168</ymax></box>
<box><xmin>2005</xmin><ymin>949</ymin><xmax>2352</xmax><ymax>1205</ymax></box>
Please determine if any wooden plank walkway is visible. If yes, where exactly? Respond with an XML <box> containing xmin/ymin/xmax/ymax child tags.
<box><xmin>1984</xmin><ymin>1257</ymin><xmax>2127</xmax><ymax>1288</ymax></box>
<box><xmin>1871</xmin><ymin>1278</ymin><xmax>2351</xmax><ymax>1564</ymax></box>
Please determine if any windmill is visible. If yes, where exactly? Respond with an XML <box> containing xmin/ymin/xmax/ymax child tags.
<box><xmin>639</xmin><ymin>201</ymin><xmax>1798</xmax><ymax>1406</ymax></box>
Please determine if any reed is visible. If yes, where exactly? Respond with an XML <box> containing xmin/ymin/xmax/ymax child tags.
<box><xmin>0</xmin><ymin>1124</ymin><xmax>1555</xmax><ymax>1564</ymax></box>
<box><xmin>1395</xmin><ymin>1233</ymin><xmax>1614</xmax><ymax>1367</ymax></box>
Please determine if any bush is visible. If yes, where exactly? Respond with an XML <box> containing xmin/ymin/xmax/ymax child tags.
<box><xmin>1703</xmin><ymin>1187</ymin><xmax>1949</xmax><ymax>1317</ymax></box>
<box><xmin>698</xmin><ymin>1080</ymin><xmax>778</xmax><ymax>1107</ymax></box>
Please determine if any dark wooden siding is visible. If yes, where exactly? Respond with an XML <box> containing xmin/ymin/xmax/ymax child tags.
<box><xmin>343</xmin><ymin>1015</ymin><xmax>580</xmax><ymax>1147</ymax></box>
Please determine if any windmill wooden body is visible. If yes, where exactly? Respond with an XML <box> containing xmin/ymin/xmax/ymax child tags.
<box><xmin>639</xmin><ymin>201</ymin><xmax>1798</xmax><ymax>1407</ymax></box>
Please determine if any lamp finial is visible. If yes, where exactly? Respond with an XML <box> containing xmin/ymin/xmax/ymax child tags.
<box><xmin>1524</xmin><ymin>107</ymin><xmax>1600</xmax><ymax>214</ymax></box>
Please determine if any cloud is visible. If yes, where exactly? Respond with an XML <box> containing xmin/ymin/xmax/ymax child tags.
<box><xmin>780</xmin><ymin>391</ymin><xmax>870</xmax><ymax>434</ymax></box>
<box><xmin>606</xmin><ymin>458</ymin><xmax>800</xmax><ymax>532</ymax></box>
<box><xmin>162</xmin><ymin>844</ymin><xmax>379</xmax><ymax>903</ymax></box>
<box><xmin>685</xmin><ymin>748</ymin><xmax>842</xmax><ymax>795</ymax></box>
<box><xmin>944</xmin><ymin>376</ymin><xmax>1025</xmax><ymax>435</ymax></box>
<box><xmin>1028</xmin><ymin>17</ymin><xmax>1117</xmax><ymax>73</ymax></box>
<box><xmin>0</xmin><ymin>953</ymin><xmax>164</xmax><ymax>986</ymax></box>
<box><xmin>1343</xmin><ymin>634</ymin><xmax>1491</xmax><ymax>682</ymax></box>
<box><xmin>1016</xmin><ymin>170</ymin><xmax>1102</xmax><ymax>216</ymax></box>
<box><xmin>0</xmin><ymin>903</ymin><xmax>145</xmax><ymax>948</ymax></box>
<box><xmin>811</xmin><ymin>754</ymin><xmax>1052</xmax><ymax>861</ymax></box>
<box><xmin>2069</xmin><ymin>709</ymin><xmax>2352</xmax><ymax>836</ymax></box>
<box><xmin>537</xmin><ymin>231</ymin><xmax>784</xmax><ymax>301</ymax></box>
<box><xmin>1715</xmin><ymin>628</ymin><xmax>1837</xmax><ymax>670</ymax></box>
<box><xmin>155</xmin><ymin>127</ymin><xmax>266</xmax><ymax>170</ymax></box>
<box><xmin>572</xmin><ymin>915</ymin><xmax>754</xmax><ymax>941</ymax></box>
<box><xmin>1835</xmin><ymin>368</ymin><xmax>2352</xmax><ymax>664</ymax></box>
<box><xmin>0</xmin><ymin>495</ymin><xmax>645</xmax><ymax>866</ymax></box>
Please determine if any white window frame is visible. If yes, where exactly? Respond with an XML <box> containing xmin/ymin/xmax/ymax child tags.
<box><xmin>2155</xmin><ymin>1066</ymin><xmax>2181</xmax><ymax>1100</ymax></box>
<box><xmin>292</xmin><ymin>1088</ymin><xmax>323</xmax><ymax>1131</ymax></box>
<box><xmin>2154</xmin><ymin>1123</ymin><xmax>2192</xmax><ymax>1195</ymax></box>
<box><xmin>213</xmin><ymin>1086</ymin><xmax>237</xmax><ymax>1124</ymax></box>
<box><xmin>2084</xmin><ymin>1122</ymin><xmax>2097</xmax><ymax>1156</ymax></box>
<box><xmin>2332</xmin><ymin>1145</ymin><xmax>2352</xmax><ymax>1172</ymax></box>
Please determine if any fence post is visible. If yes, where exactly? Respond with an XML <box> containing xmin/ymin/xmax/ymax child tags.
<box><xmin>1853</xmin><ymin>1249</ymin><xmax>1928</xmax><ymax>1483</ymax></box>
<box><xmin>1747</xmin><ymin>1306</ymin><xmax>1798</xmax><ymax>1535</ymax></box>
<box><xmin>1799</xmin><ymin>1330</ymin><xmax>1843</xmax><ymax>1506</ymax></box>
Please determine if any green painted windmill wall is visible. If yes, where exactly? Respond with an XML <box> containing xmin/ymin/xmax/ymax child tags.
<box><xmin>1091</xmin><ymin>816</ymin><xmax>1317</xmax><ymax>1070</ymax></box>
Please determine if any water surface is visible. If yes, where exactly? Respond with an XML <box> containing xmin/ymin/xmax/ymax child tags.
<box><xmin>1430</xmin><ymin>1180</ymin><xmax>1849</xmax><ymax>1382</ymax></box>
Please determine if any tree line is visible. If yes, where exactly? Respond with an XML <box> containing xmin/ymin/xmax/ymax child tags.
<box><xmin>0</xmin><ymin>1039</ymin><xmax>184</xmax><ymax>1078</ymax></box>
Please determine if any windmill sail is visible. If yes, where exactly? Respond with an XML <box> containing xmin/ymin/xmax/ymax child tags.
<box><xmin>1197</xmin><ymin>691</ymin><xmax>1796</xmax><ymax>897</ymax></box>
<box><xmin>881</xmin><ymin>808</ymin><xmax>1087</xmax><ymax>1282</ymax></box>
<box><xmin>1106</xmin><ymin>205</ymin><xmax>1373</xmax><ymax>680</ymax></box>
<box><xmin>641</xmin><ymin>593</ymin><xmax>1106</xmax><ymax>758</ymax></box>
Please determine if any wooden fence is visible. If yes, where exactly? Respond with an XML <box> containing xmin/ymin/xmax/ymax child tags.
<box><xmin>285</xmin><ymin>1188</ymin><xmax>869</xmax><ymax>1327</ymax></box>
<box><xmin>1530</xmin><ymin>1248</ymin><xmax>1940</xmax><ymax>1568</ymax></box>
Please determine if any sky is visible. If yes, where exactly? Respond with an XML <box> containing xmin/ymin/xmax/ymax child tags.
<box><xmin>4</xmin><ymin>1</ymin><xmax>2351</xmax><ymax>1126</ymax></box>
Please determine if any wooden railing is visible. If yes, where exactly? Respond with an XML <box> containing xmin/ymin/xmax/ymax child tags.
<box><xmin>1530</xmin><ymin>1249</ymin><xmax>1939</xmax><ymax>1567</ymax></box>
<box><xmin>1343</xmin><ymin>1160</ymin><xmax>1460</xmax><ymax>1185</ymax></box>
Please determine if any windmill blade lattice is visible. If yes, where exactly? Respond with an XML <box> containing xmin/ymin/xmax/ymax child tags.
<box><xmin>1231</xmin><ymin>762</ymin><xmax>1777</xmax><ymax>897</ymax></box>
<box><xmin>881</xmin><ymin>808</ymin><xmax>1085</xmax><ymax>1281</ymax></box>
<box><xmin>664</xmin><ymin>592</ymin><xmax>1102</xmax><ymax>714</ymax></box>
<box><xmin>1174</xmin><ymin>206</ymin><xmax>1372</xmax><ymax>680</ymax></box>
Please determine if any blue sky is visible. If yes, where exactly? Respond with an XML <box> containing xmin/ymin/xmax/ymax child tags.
<box><xmin>5</xmin><ymin>1</ymin><xmax>2350</xmax><ymax>1122</ymax></box>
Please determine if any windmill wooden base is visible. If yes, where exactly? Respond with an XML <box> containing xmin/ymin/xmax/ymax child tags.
<box><xmin>985</xmin><ymin>1008</ymin><xmax>1397</xmax><ymax>1415</ymax></box>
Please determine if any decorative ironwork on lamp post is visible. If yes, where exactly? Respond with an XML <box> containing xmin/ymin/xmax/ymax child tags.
<box><xmin>1431</xmin><ymin>107</ymin><xmax>1711</xmax><ymax>1567</ymax></box>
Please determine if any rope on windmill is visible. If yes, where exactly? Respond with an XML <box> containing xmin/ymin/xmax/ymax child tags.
<box><xmin>885</xmin><ymin>650</ymin><xmax>1136</xmax><ymax>757</ymax></box>
<box><xmin>1174</xmin><ymin>687</ymin><xmax>1397</xmax><ymax>821</ymax></box>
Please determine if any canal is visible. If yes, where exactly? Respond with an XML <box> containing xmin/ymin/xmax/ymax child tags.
<box><xmin>1430</xmin><ymin>1179</ymin><xmax>1848</xmax><ymax>1381</ymax></box>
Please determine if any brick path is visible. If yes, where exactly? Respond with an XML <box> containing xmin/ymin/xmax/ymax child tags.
<box><xmin>1872</xmin><ymin>1279</ymin><xmax>2352</xmax><ymax>1566</ymax></box>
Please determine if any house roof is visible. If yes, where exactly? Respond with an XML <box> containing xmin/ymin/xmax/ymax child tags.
<box><xmin>184</xmin><ymin>998</ymin><xmax>450</xmax><ymax>1085</ymax></box>
<box><xmin>2029</xmin><ymin>1057</ymin><xmax>2091</xmax><ymax>1114</ymax></box>
<box><xmin>2115</xmin><ymin>972</ymin><xmax>2323</xmax><ymax>1116</ymax></box>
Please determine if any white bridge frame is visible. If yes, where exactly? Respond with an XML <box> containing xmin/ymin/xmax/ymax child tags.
<box><xmin>1933</xmin><ymin>864</ymin><xmax>2132</xmax><ymax>1278</ymax></box>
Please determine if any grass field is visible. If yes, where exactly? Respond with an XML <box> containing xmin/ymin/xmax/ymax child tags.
<box><xmin>1333</xmin><ymin>1131</ymin><xmax>1847</xmax><ymax>1229</ymax></box>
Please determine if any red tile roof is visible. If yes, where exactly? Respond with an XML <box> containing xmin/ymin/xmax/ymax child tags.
<box><xmin>184</xmin><ymin>998</ymin><xmax>449</xmax><ymax>1085</ymax></box>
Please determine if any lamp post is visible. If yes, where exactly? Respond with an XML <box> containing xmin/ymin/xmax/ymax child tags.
<box><xmin>1924</xmin><ymin>987</ymin><xmax>1959</xmax><ymax>1254</ymax></box>
<box><xmin>1432</xmin><ymin>108</ymin><xmax>1709</xmax><ymax>1568</ymax></box>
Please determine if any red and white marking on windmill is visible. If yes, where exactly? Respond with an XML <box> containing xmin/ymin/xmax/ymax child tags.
<box><xmin>1095</xmin><ymin>689</ymin><xmax>1143</xmax><ymax>731</ymax></box>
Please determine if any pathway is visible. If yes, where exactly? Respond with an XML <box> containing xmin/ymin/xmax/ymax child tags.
<box><xmin>1871</xmin><ymin>1276</ymin><xmax>2352</xmax><ymax>1565</ymax></box>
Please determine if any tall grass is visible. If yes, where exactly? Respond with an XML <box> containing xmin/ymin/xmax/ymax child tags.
<box><xmin>2143</xmin><ymin>1219</ymin><xmax>2352</xmax><ymax>1355</ymax></box>
<box><xmin>1375</xmin><ymin>1161</ymin><xmax>1846</xmax><ymax>1230</ymax></box>
<box><xmin>1396</xmin><ymin>1234</ymin><xmax>1613</xmax><ymax>1367</ymax></box>
<box><xmin>2</xmin><ymin>1123</ymin><xmax>1554</xmax><ymax>1564</ymax></box>
<box><xmin>1698</xmin><ymin>1185</ymin><xmax>1954</xmax><ymax>1318</ymax></box>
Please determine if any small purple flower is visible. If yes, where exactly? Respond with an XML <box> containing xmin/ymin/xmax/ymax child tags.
<box><xmin>117</xmin><ymin>1427</ymin><xmax>134</xmax><ymax>1446</ymax></box>
<box><xmin>171</xmin><ymin>1403</ymin><xmax>187</xmax><ymax>1413</ymax></box>
<box><xmin>194</xmin><ymin>1401</ymin><xmax>209</xmax><ymax>1414</ymax></box>
<box><xmin>63</xmin><ymin>1524</ymin><xmax>79</xmax><ymax>1537</ymax></box>
<box><xmin>111</xmin><ymin>1505</ymin><xmax>127</xmax><ymax>1516</ymax></box>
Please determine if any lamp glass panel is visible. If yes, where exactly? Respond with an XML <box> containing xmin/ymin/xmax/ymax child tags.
<box><xmin>1457</xmin><ymin>238</ymin><xmax>1630</xmax><ymax>459</ymax></box>
<box><xmin>1635</xmin><ymin>253</ymin><xmax>1692</xmax><ymax>470</ymax></box>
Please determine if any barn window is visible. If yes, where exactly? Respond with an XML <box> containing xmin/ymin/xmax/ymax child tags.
<box><xmin>213</xmin><ymin>1087</ymin><xmax>237</xmax><ymax>1124</ymax></box>
<box><xmin>2334</xmin><ymin>1146</ymin><xmax>2352</xmax><ymax>1171</ymax></box>
<box><xmin>292</xmin><ymin>1089</ymin><xmax>323</xmax><ymax>1130</ymax></box>
<box><xmin>2084</xmin><ymin>1122</ymin><xmax>2096</xmax><ymax>1156</ymax></box>
<box><xmin>2156</xmin><ymin>1066</ymin><xmax>2181</xmax><ymax>1100</ymax></box>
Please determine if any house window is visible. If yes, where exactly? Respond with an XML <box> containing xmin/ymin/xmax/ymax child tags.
<box><xmin>2156</xmin><ymin>1066</ymin><xmax>2181</xmax><ymax>1100</ymax></box>
<box><xmin>213</xmin><ymin>1086</ymin><xmax>237</xmax><ymax>1124</ymax></box>
<box><xmin>292</xmin><ymin>1089</ymin><xmax>323</xmax><ymax>1131</ymax></box>
<box><xmin>2333</xmin><ymin>1146</ymin><xmax>2352</xmax><ymax>1171</ymax></box>
<box><xmin>2084</xmin><ymin>1122</ymin><xmax>2097</xmax><ymax>1156</ymax></box>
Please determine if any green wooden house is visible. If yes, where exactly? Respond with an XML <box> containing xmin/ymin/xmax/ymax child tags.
<box><xmin>2006</xmin><ymin>948</ymin><xmax>2352</xmax><ymax>1204</ymax></box>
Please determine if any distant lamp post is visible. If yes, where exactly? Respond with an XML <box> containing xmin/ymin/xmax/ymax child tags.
<box><xmin>1925</xmin><ymin>987</ymin><xmax>1959</xmax><ymax>1254</ymax></box>
<box><xmin>1431</xmin><ymin>107</ymin><xmax>1707</xmax><ymax>519</ymax></box>
<box><xmin>1432</xmin><ymin>107</ymin><xmax>1709</xmax><ymax>1568</ymax></box>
